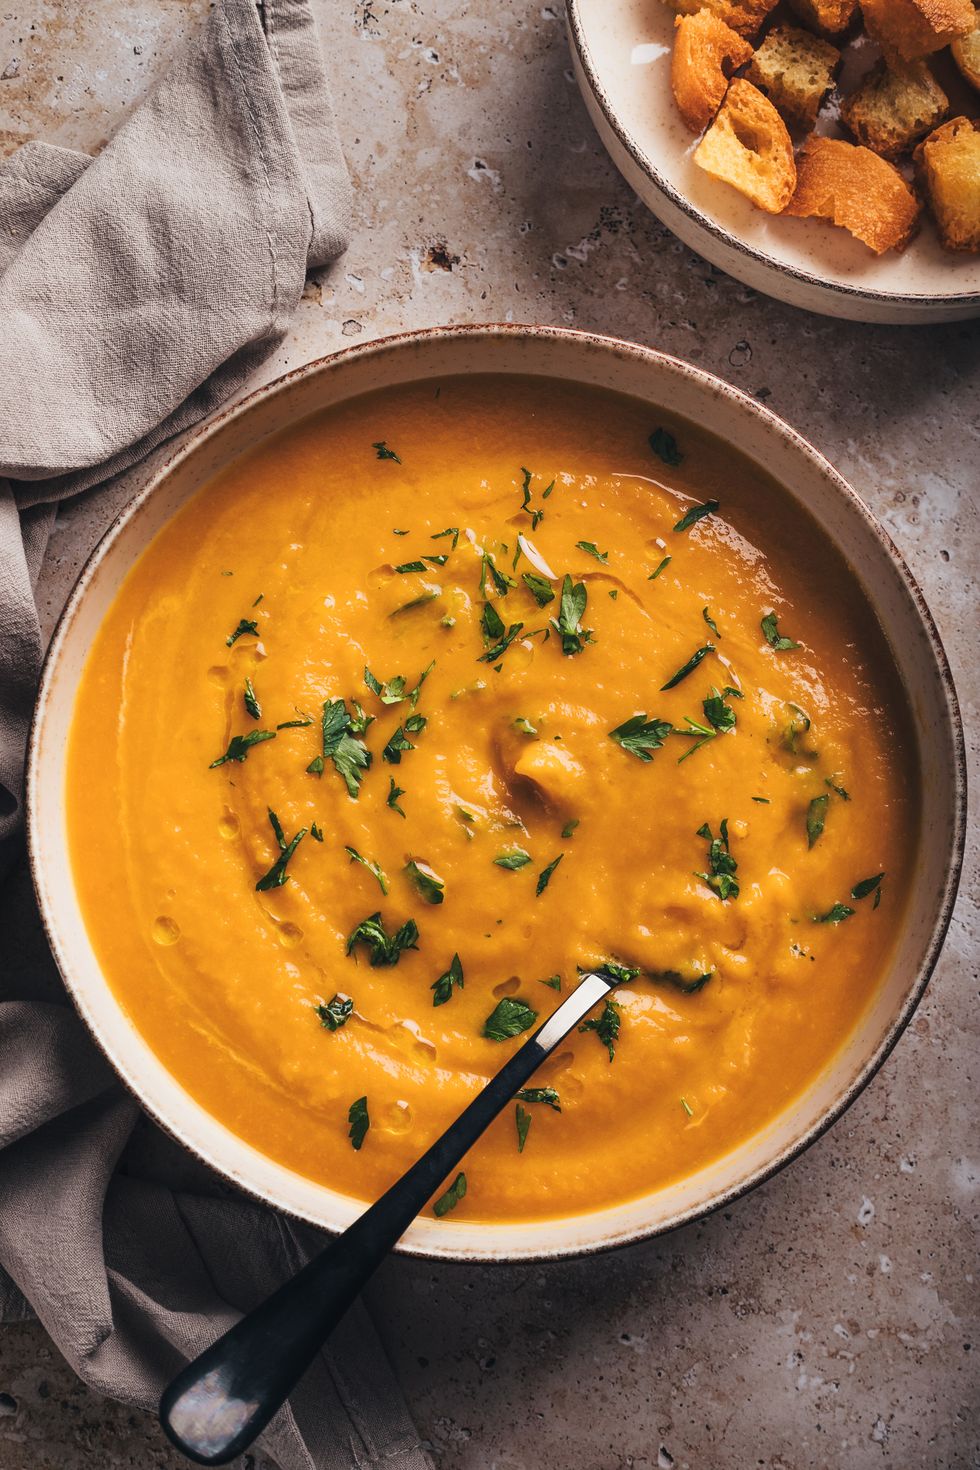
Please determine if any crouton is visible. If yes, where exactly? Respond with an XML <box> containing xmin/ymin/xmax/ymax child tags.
<box><xmin>785</xmin><ymin>136</ymin><xmax>921</xmax><ymax>251</ymax></box>
<box><xmin>659</xmin><ymin>0</ymin><xmax>779</xmax><ymax>39</ymax></box>
<box><xmin>693</xmin><ymin>80</ymin><xmax>796</xmax><ymax>212</ymax></box>
<box><xmin>672</xmin><ymin>12</ymin><xmax>754</xmax><ymax>133</ymax></box>
<box><xmin>914</xmin><ymin>116</ymin><xmax>980</xmax><ymax>250</ymax></box>
<box><xmin>840</xmin><ymin>59</ymin><xmax>948</xmax><ymax>157</ymax></box>
<box><xmin>951</xmin><ymin>10</ymin><xmax>980</xmax><ymax>90</ymax></box>
<box><xmin>746</xmin><ymin>25</ymin><xmax>841</xmax><ymax>129</ymax></box>
<box><xmin>786</xmin><ymin>0</ymin><xmax>859</xmax><ymax>34</ymax></box>
<box><xmin>860</xmin><ymin>0</ymin><xmax>974</xmax><ymax>60</ymax></box>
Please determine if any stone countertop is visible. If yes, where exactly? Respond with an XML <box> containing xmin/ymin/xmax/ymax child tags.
<box><xmin>1</xmin><ymin>2</ymin><xmax>978</xmax><ymax>1467</ymax></box>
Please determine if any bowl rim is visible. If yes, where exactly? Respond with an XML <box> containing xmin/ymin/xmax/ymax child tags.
<box><xmin>26</xmin><ymin>322</ymin><xmax>967</xmax><ymax>1263</ymax></box>
<box><xmin>565</xmin><ymin>0</ymin><xmax>980</xmax><ymax>311</ymax></box>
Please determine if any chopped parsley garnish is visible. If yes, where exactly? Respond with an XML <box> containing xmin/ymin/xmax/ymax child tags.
<box><xmin>494</xmin><ymin>848</ymin><xmax>532</xmax><ymax>870</ymax></box>
<box><xmin>752</xmin><ymin>796</ymin><xmax>770</xmax><ymax>804</ymax></box>
<box><xmin>536</xmin><ymin>854</ymin><xmax>563</xmax><ymax>895</ymax></box>
<box><xmin>482</xmin><ymin>602</ymin><xmax>505</xmax><ymax>643</ymax></box>
<box><xmin>346</xmin><ymin>912</ymin><xmax>420</xmax><ymax>967</ymax></box>
<box><xmin>390</xmin><ymin>588</ymin><xmax>442</xmax><ymax>617</ymax></box>
<box><xmin>576</xmin><ymin>541</ymin><xmax>608</xmax><ymax>564</ymax></box>
<box><xmin>433</xmin><ymin>1171</ymin><xmax>466</xmax><ymax>1217</ymax></box>
<box><xmin>826</xmin><ymin>776</ymin><xmax>851</xmax><ymax>801</ymax></box>
<box><xmin>277</xmin><ymin>716</ymin><xmax>314</xmax><ymax>729</ymax></box>
<box><xmin>561</xmin><ymin>819</ymin><xmax>579</xmax><ymax>839</ymax></box>
<box><xmin>365</xmin><ymin>667</ymin><xmax>408</xmax><ymax>704</ymax></box>
<box><xmin>595</xmin><ymin>960</ymin><xmax>642</xmax><ymax>985</ymax></box>
<box><xmin>480</xmin><ymin>552</ymin><xmax>515</xmax><ymax>598</ymax></box>
<box><xmin>681</xmin><ymin>1097</ymin><xmax>694</xmax><ymax>1118</ymax></box>
<box><xmin>394</xmin><ymin>560</ymin><xmax>427</xmax><ymax>574</ymax></box>
<box><xmin>431</xmin><ymin>952</ymin><xmax>464</xmax><ymax>1006</ymax></box>
<box><xmin>540</xmin><ymin>974</ymin><xmax>562</xmax><ymax>991</ymax></box>
<box><xmin>657</xmin><ymin>968</ymin><xmax>713</xmax><ymax>994</ymax></box>
<box><xmin>852</xmin><ymin>873</ymin><xmax>885</xmax><ymax>901</ymax></box>
<box><xmin>677</xmin><ymin>683</ymin><xmax>741</xmax><ymax>762</ymax></box>
<box><xmin>550</xmin><ymin>575</ymin><xmax>593</xmax><ymax>656</ymax></box>
<box><xmin>373</xmin><ymin>441</ymin><xmax>400</xmax><ymax>462</ymax></box>
<box><xmin>516</xmin><ymin>1103</ymin><xmax>532</xmax><ymax>1152</ymax></box>
<box><xmin>317</xmin><ymin>994</ymin><xmax>353</xmax><ymax>1031</ymax></box>
<box><xmin>393</xmin><ymin>528</ymin><xmax>409</xmax><ymax>536</ymax></box>
<box><xmin>321</xmin><ymin>699</ymin><xmax>372</xmax><ymax>797</ymax></box>
<box><xmin>255</xmin><ymin>808</ymin><xmax>307</xmax><ymax>891</ymax></box>
<box><xmin>761</xmin><ymin>612</ymin><xmax>800</xmax><ymax>651</ymax></box>
<box><xmin>782</xmin><ymin>703</ymin><xmax>813</xmax><ymax>756</ymax></box>
<box><xmin>348</xmin><ymin>1096</ymin><xmax>369</xmax><ymax>1149</ymax></box>
<box><xmin>579</xmin><ymin>998</ymin><xmax>621</xmax><ymax>1061</ymax></box>
<box><xmin>243</xmin><ymin>677</ymin><xmax>261</xmax><ymax>719</ymax></box>
<box><xmin>661</xmin><ymin>643</ymin><xmax>715</xmax><ymax>691</ymax></box>
<box><xmin>806</xmin><ymin>794</ymin><xmax>829</xmax><ymax>849</ymax></box>
<box><xmin>307</xmin><ymin>755</ymin><xmax>325</xmax><ymax>776</ymax></box>
<box><xmin>478</xmin><ymin>620</ymin><xmax>525</xmax><ymax>666</ymax></box>
<box><xmin>696</xmin><ymin>819</ymin><xmax>739</xmax><ymax>901</ymax></box>
<box><xmin>649</xmin><ymin>427</ymin><xmax>683</xmax><ymax>466</ymax></box>
<box><xmin>517</xmin><ymin>1086</ymin><xmax>561</xmax><ymax>1111</ymax></box>
<box><xmin>674</xmin><ymin>499</ymin><xmax>718</xmax><ymax>533</ymax></box>
<box><xmin>514</xmin><ymin>716</ymin><xmax>537</xmax><ymax>736</ymax></box>
<box><xmin>382</xmin><ymin>716</ymin><xmax>427</xmax><ymax>764</ymax></box>
<box><xmin>813</xmin><ymin>902</ymin><xmax>855</xmax><ymax>925</ymax></box>
<box><xmin>311</xmin><ymin>822</ymin><xmax>324</xmax><ymax>841</ymax></box>
<box><xmin>522</xmin><ymin>572</ymin><xmax>555</xmax><ymax>606</ymax></box>
<box><xmin>519</xmin><ymin>467</ymin><xmax>548</xmax><ymax>530</ymax></box>
<box><xmin>432</xmin><ymin>526</ymin><xmax>460</xmax><ymax>549</ymax></box>
<box><xmin>648</xmin><ymin>556</ymin><xmax>671</xmax><ymax>581</ymax></box>
<box><xmin>387</xmin><ymin>777</ymin><xmax>407</xmax><ymax>817</ymax></box>
<box><xmin>702</xmin><ymin>607</ymin><xmax>720</xmax><ymax>637</ymax></box>
<box><xmin>609</xmin><ymin>713</ymin><xmax>672</xmax><ymax>761</ymax></box>
<box><xmin>405</xmin><ymin>859</ymin><xmax>445</xmax><ymax>905</ymax></box>
<box><xmin>345</xmin><ymin>846</ymin><xmax>389</xmax><ymax>894</ymax></box>
<box><xmin>209</xmin><ymin>730</ymin><xmax>276</xmax><ymax>768</ymax></box>
<box><xmin>225</xmin><ymin>618</ymin><xmax>258</xmax><ymax>647</ymax></box>
<box><xmin>483</xmin><ymin>997</ymin><xmax>538</xmax><ymax>1041</ymax></box>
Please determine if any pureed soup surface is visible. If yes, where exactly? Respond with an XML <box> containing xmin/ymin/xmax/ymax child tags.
<box><xmin>67</xmin><ymin>376</ymin><xmax>918</xmax><ymax>1224</ymax></box>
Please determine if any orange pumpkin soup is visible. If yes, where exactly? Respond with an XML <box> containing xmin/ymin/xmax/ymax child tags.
<box><xmin>66</xmin><ymin>376</ymin><xmax>918</xmax><ymax>1223</ymax></box>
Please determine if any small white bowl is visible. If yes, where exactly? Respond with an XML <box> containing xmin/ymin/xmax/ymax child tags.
<box><xmin>566</xmin><ymin>0</ymin><xmax>980</xmax><ymax>323</ymax></box>
<box><xmin>27</xmin><ymin>325</ymin><xmax>965</xmax><ymax>1260</ymax></box>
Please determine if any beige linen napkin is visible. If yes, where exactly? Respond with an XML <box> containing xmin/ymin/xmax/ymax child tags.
<box><xmin>0</xmin><ymin>3</ymin><xmax>433</xmax><ymax>1465</ymax></box>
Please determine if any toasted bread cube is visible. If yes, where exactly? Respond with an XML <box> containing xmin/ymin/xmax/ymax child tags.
<box><xmin>693</xmin><ymin>79</ymin><xmax>796</xmax><ymax>212</ymax></box>
<box><xmin>840</xmin><ymin>59</ymin><xmax>948</xmax><ymax>157</ymax></box>
<box><xmin>785</xmin><ymin>136</ymin><xmax>921</xmax><ymax>251</ymax></box>
<box><xmin>672</xmin><ymin>12</ymin><xmax>754</xmax><ymax>133</ymax></box>
<box><xmin>914</xmin><ymin>116</ymin><xmax>980</xmax><ymax>250</ymax></box>
<box><xmin>860</xmin><ymin>0</ymin><xmax>974</xmax><ymax>59</ymax></box>
<box><xmin>660</xmin><ymin>0</ymin><xmax>779</xmax><ymax>39</ymax></box>
<box><xmin>951</xmin><ymin>10</ymin><xmax>980</xmax><ymax>89</ymax></box>
<box><xmin>786</xmin><ymin>0</ymin><xmax>858</xmax><ymax>34</ymax></box>
<box><xmin>746</xmin><ymin>25</ymin><xmax>840</xmax><ymax>129</ymax></box>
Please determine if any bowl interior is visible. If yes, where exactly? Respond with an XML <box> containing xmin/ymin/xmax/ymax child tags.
<box><xmin>568</xmin><ymin>0</ymin><xmax>980</xmax><ymax>316</ymax></box>
<box><xmin>28</xmin><ymin>326</ymin><xmax>964</xmax><ymax>1260</ymax></box>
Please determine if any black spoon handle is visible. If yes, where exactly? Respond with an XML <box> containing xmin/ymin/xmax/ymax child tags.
<box><xmin>159</xmin><ymin>969</ymin><xmax>615</xmax><ymax>1465</ymax></box>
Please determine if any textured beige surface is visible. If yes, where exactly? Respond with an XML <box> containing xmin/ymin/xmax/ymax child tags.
<box><xmin>1</xmin><ymin>2</ymin><xmax>979</xmax><ymax>1467</ymax></box>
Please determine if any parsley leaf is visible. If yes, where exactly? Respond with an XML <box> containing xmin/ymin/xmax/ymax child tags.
<box><xmin>826</xmin><ymin>775</ymin><xmax>851</xmax><ymax>801</ymax></box>
<box><xmin>516</xmin><ymin>1103</ymin><xmax>532</xmax><ymax>1153</ymax></box>
<box><xmin>761</xmin><ymin>612</ymin><xmax>800</xmax><ymax>651</ymax></box>
<box><xmin>307</xmin><ymin>754</ymin><xmax>325</xmax><ymax>777</ymax></box>
<box><xmin>648</xmin><ymin>555</ymin><xmax>671</xmax><ymax>581</ymax></box>
<box><xmin>481</xmin><ymin>552</ymin><xmax>515</xmax><ymax>598</ymax></box>
<box><xmin>522</xmin><ymin>572</ymin><xmax>555</xmax><ymax>606</ymax></box>
<box><xmin>317</xmin><ymin>994</ymin><xmax>353</xmax><ymax>1031</ymax></box>
<box><xmin>394</xmin><ymin>561</ymin><xmax>427</xmax><ymax>574</ymax></box>
<box><xmin>649</xmin><ymin>427</ymin><xmax>683</xmax><ymax>466</ymax></box>
<box><xmin>390</xmin><ymin>588</ymin><xmax>441</xmax><ymax>617</ymax></box>
<box><xmin>478</xmin><ymin>621</ymin><xmax>525</xmax><ymax>666</ymax></box>
<box><xmin>387</xmin><ymin>777</ymin><xmax>407</xmax><ymax>817</ymax></box>
<box><xmin>494</xmin><ymin>848</ymin><xmax>532</xmax><ymax>870</ymax></box>
<box><xmin>311</xmin><ymin>822</ymin><xmax>324</xmax><ymax>841</ymax></box>
<box><xmin>579</xmin><ymin>998</ymin><xmax>621</xmax><ymax>1061</ymax></box>
<box><xmin>517</xmin><ymin>1086</ymin><xmax>561</xmax><ymax>1111</ymax></box>
<box><xmin>432</xmin><ymin>526</ymin><xmax>460</xmax><ymax>549</ymax></box>
<box><xmin>373</xmin><ymin>441</ymin><xmax>401</xmax><ymax>462</ymax></box>
<box><xmin>813</xmin><ymin>902</ymin><xmax>855</xmax><ymax>924</ymax></box>
<box><xmin>431</xmin><ymin>952</ymin><xmax>464</xmax><ymax>1006</ymax></box>
<box><xmin>594</xmin><ymin>960</ymin><xmax>642</xmax><ymax>985</ymax></box>
<box><xmin>321</xmin><ymin>699</ymin><xmax>372</xmax><ymax>798</ymax></box>
<box><xmin>702</xmin><ymin>607</ymin><xmax>720</xmax><ymax>637</ymax></box>
<box><xmin>346</xmin><ymin>912</ymin><xmax>420</xmax><ymax>967</ymax></box>
<box><xmin>514</xmin><ymin>716</ymin><xmax>537</xmax><ymax>736</ymax></box>
<box><xmin>536</xmin><ymin>854</ymin><xmax>563</xmax><ymax>896</ymax></box>
<box><xmin>609</xmin><ymin>713</ymin><xmax>672</xmax><ymax>761</ymax></box>
<box><xmin>255</xmin><ymin>809</ymin><xmax>307</xmax><ymax>891</ymax></box>
<box><xmin>225</xmin><ymin>618</ymin><xmax>258</xmax><ymax>647</ymax></box>
<box><xmin>550</xmin><ymin>575</ymin><xmax>593</xmax><ymax>656</ymax></box>
<box><xmin>483</xmin><ymin>997</ymin><xmax>538</xmax><ymax>1041</ymax></box>
<box><xmin>576</xmin><ymin>541</ymin><xmax>608</xmax><ymax>564</ymax></box>
<box><xmin>345</xmin><ymin>846</ymin><xmax>388</xmax><ymax>894</ymax></box>
<box><xmin>674</xmin><ymin>499</ymin><xmax>719</xmax><ymax>533</ymax></box>
<box><xmin>433</xmin><ymin>1171</ymin><xmax>466</xmax><ymax>1217</ymax></box>
<box><xmin>365</xmin><ymin>668</ymin><xmax>406</xmax><ymax>704</ymax></box>
<box><xmin>658</xmin><ymin>968</ymin><xmax>713</xmax><ymax>995</ymax></box>
<box><xmin>696</xmin><ymin>818</ymin><xmax>739</xmax><ymax>901</ymax></box>
<box><xmin>348</xmin><ymin>1096</ymin><xmax>369</xmax><ymax>1149</ymax></box>
<box><xmin>405</xmin><ymin>859</ymin><xmax>445</xmax><ymax>905</ymax></box>
<box><xmin>243</xmin><ymin>677</ymin><xmax>261</xmax><ymax>719</ymax></box>
<box><xmin>851</xmin><ymin>873</ymin><xmax>885</xmax><ymax>901</ymax></box>
<box><xmin>561</xmin><ymin>819</ymin><xmax>579</xmax><ymax>839</ymax></box>
<box><xmin>661</xmin><ymin>644</ymin><xmax>715</xmax><ymax>690</ymax></box>
<box><xmin>481</xmin><ymin>602</ymin><xmax>505</xmax><ymax>643</ymax></box>
<box><xmin>383</xmin><ymin>716</ymin><xmax>427</xmax><ymax>763</ymax></box>
<box><xmin>209</xmin><ymin>730</ymin><xmax>276</xmax><ymax>768</ymax></box>
<box><xmin>806</xmin><ymin>794</ymin><xmax>829</xmax><ymax>849</ymax></box>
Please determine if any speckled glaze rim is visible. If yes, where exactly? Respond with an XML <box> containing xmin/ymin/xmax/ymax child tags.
<box><xmin>27</xmin><ymin>324</ymin><xmax>966</xmax><ymax>1264</ymax></box>
<box><xmin>564</xmin><ymin>0</ymin><xmax>980</xmax><ymax>312</ymax></box>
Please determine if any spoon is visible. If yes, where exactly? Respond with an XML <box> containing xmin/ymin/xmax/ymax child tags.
<box><xmin>159</xmin><ymin>967</ymin><xmax>619</xmax><ymax>1464</ymax></box>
